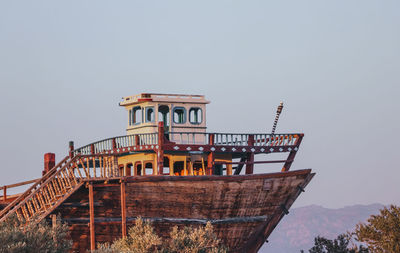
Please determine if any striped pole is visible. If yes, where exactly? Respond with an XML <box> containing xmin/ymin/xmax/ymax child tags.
<box><xmin>271</xmin><ymin>102</ymin><xmax>284</xmax><ymax>135</ymax></box>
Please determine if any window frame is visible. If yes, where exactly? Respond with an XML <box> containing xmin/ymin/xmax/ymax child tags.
<box><xmin>145</xmin><ymin>107</ymin><xmax>155</xmax><ymax>123</ymax></box>
<box><xmin>132</xmin><ymin>106</ymin><xmax>142</xmax><ymax>125</ymax></box>
<box><xmin>172</xmin><ymin>107</ymin><xmax>186</xmax><ymax>124</ymax></box>
<box><xmin>189</xmin><ymin>107</ymin><xmax>203</xmax><ymax>124</ymax></box>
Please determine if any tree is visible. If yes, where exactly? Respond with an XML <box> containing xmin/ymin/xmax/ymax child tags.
<box><xmin>354</xmin><ymin>205</ymin><xmax>400</xmax><ymax>253</ymax></box>
<box><xmin>95</xmin><ymin>218</ymin><xmax>227</xmax><ymax>253</ymax></box>
<box><xmin>302</xmin><ymin>234</ymin><xmax>369</xmax><ymax>253</ymax></box>
<box><xmin>0</xmin><ymin>215</ymin><xmax>72</xmax><ymax>253</ymax></box>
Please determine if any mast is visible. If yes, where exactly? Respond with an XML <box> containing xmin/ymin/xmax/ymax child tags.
<box><xmin>271</xmin><ymin>102</ymin><xmax>284</xmax><ymax>135</ymax></box>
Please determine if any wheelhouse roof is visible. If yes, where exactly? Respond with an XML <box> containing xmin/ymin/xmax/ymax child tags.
<box><xmin>120</xmin><ymin>93</ymin><xmax>210</xmax><ymax>106</ymax></box>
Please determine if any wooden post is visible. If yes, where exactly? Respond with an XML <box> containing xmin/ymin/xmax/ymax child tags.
<box><xmin>226</xmin><ymin>164</ymin><xmax>232</xmax><ymax>175</ymax></box>
<box><xmin>207</xmin><ymin>134</ymin><xmax>215</xmax><ymax>175</ymax></box>
<box><xmin>89</xmin><ymin>183</ymin><xmax>95</xmax><ymax>251</ymax></box>
<box><xmin>120</xmin><ymin>181</ymin><xmax>127</xmax><ymax>238</ymax></box>
<box><xmin>43</xmin><ymin>153</ymin><xmax>56</xmax><ymax>176</ymax></box>
<box><xmin>90</xmin><ymin>144</ymin><xmax>95</xmax><ymax>155</ymax></box>
<box><xmin>51</xmin><ymin>214</ymin><xmax>57</xmax><ymax>243</ymax></box>
<box><xmin>112</xmin><ymin>138</ymin><xmax>117</xmax><ymax>150</ymax></box>
<box><xmin>157</xmin><ymin>122</ymin><xmax>164</xmax><ymax>175</ymax></box>
<box><xmin>246</xmin><ymin>135</ymin><xmax>255</xmax><ymax>174</ymax></box>
<box><xmin>282</xmin><ymin>134</ymin><xmax>303</xmax><ymax>172</ymax></box>
<box><xmin>69</xmin><ymin>141</ymin><xmax>74</xmax><ymax>158</ymax></box>
<box><xmin>3</xmin><ymin>185</ymin><xmax>6</xmax><ymax>201</ymax></box>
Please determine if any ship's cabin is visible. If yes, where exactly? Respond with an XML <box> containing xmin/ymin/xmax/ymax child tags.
<box><xmin>118</xmin><ymin>93</ymin><xmax>221</xmax><ymax>177</ymax></box>
<box><xmin>120</xmin><ymin>93</ymin><xmax>209</xmax><ymax>135</ymax></box>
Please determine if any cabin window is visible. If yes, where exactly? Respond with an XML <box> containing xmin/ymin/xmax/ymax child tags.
<box><xmin>146</xmin><ymin>107</ymin><xmax>155</xmax><ymax>122</ymax></box>
<box><xmin>193</xmin><ymin>161</ymin><xmax>205</xmax><ymax>176</ymax></box>
<box><xmin>158</xmin><ymin>105</ymin><xmax>170</xmax><ymax>127</ymax></box>
<box><xmin>145</xmin><ymin>162</ymin><xmax>153</xmax><ymax>175</ymax></box>
<box><xmin>119</xmin><ymin>165</ymin><xmax>124</xmax><ymax>176</ymax></box>
<box><xmin>133</xmin><ymin>106</ymin><xmax>142</xmax><ymax>124</ymax></box>
<box><xmin>163</xmin><ymin>157</ymin><xmax>170</xmax><ymax>175</ymax></box>
<box><xmin>173</xmin><ymin>107</ymin><xmax>186</xmax><ymax>124</ymax></box>
<box><xmin>173</xmin><ymin>161</ymin><xmax>185</xmax><ymax>176</ymax></box>
<box><xmin>189</xmin><ymin>108</ymin><xmax>202</xmax><ymax>124</ymax></box>
<box><xmin>126</xmin><ymin>163</ymin><xmax>133</xmax><ymax>176</ymax></box>
<box><xmin>135</xmin><ymin>162</ymin><xmax>142</xmax><ymax>176</ymax></box>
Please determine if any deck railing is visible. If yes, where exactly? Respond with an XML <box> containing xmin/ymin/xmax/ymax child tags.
<box><xmin>168</xmin><ymin>132</ymin><xmax>299</xmax><ymax>146</ymax></box>
<box><xmin>72</xmin><ymin>132</ymin><xmax>301</xmax><ymax>155</ymax></box>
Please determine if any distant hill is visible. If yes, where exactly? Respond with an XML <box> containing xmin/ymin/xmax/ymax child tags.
<box><xmin>259</xmin><ymin>203</ymin><xmax>384</xmax><ymax>253</ymax></box>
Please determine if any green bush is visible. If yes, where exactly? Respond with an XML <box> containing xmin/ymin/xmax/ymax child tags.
<box><xmin>0</xmin><ymin>215</ymin><xmax>72</xmax><ymax>253</ymax></box>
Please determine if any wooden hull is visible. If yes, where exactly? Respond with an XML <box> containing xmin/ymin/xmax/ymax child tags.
<box><xmin>50</xmin><ymin>169</ymin><xmax>314</xmax><ymax>252</ymax></box>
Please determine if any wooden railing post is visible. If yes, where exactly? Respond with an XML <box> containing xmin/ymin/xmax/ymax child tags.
<box><xmin>69</xmin><ymin>141</ymin><xmax>74</xmax><ymax>158</ymax></box>
<box><xmin>3</xmin><ymin>185</ymin><xmax>6</xmax><ymax>201</ymax></box>
<box><xmin>90</xmin><ymin>144</ymin><xmax>95</xmax><ymax>155</ymax></box>
<box><xmin>157</xmin><ymin>122</ymin><xmax>164</xmax><ymax>175</ymax></box>
<box><xmin>246</xmin><ymin>135</ymin><xmax>255</xmax><ymax>174</ymax></box>
<box><xmin>112</xmin><ymin>138</ymin><xmax>117</xmax><ymax>150</ymax></box>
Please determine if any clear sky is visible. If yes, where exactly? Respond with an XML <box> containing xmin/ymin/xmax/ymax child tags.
<box><xmin>0</xmin><ymin>1</ymin><xmax>399</xmax><ymax>208</ymax></box>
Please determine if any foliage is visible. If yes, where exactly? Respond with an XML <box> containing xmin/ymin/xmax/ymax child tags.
<box><xmin>95</xmin><ymin>218</ymin><xmax>227</xmax><ymax>253</ymax></box>
<box><xmin>354</xmin><ymin>205</ymin><xmax>400</xmax><ymax>253</ymax></box>
<box><xmin>164</xmin><ymin>222</ymin><xmax>227</xmax><ymax>253</ymax></box>
<box><xmin>95</xmin><ymin>218</ymin><xmax>162</xmax><ymax>253</ymax></box>
<box><xmin>301</xmin><ymin>233</ymin><xmax>369</xmax><ymax>253</ymax></box>
<box><xmin>0</xmin><ymin>214</ymin><xmax>72</xmax><ymax>253</ymax></box>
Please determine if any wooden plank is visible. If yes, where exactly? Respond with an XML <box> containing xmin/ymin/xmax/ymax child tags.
<box><xmin>120</xmin><ymin>182</ymin><xmax>127</xmax><ymax>238</ymax></box>
<box><xmin>282</xmin><ymin>134</ymin><xmax>303</xmax><ymax>172</ymax></box>
<box><xmin>0</xmin><ymin>178</ymin><xmax>39</xmax><ymax>191</ymax></box>
<box><xmin>89</xmin><ymin>183</ymin><xmax>95</xmax><ymax>251</ymax></box>
<box><xmin>246</xmin><ymin>135</ymin><xmax>255</xmax><ymax>174</ymax></box>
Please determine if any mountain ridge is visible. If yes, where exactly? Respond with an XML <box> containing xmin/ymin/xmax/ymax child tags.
<box><xmin>260</xmin><ymin>203</ymin><xmax>384</xmax><ymax>253</ymax></box>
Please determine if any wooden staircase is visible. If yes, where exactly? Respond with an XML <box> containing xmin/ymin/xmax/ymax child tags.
<box><xmin>0</xmin><ymin>154</ymin><xmax>119</xmax><ymax>224</ymax></box>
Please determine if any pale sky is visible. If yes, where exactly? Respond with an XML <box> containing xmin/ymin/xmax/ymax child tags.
<box><xmin>0</xmin><ymin>1</ymin><xmax>399</xmax><ymax>209</ymax></box>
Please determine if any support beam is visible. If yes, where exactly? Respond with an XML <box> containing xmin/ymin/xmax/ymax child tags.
<box><xmin>282</xmin><ymin>134</ymin><xmax>303</xmax><ymax>172</ymax></box>
<box><xmin>234</xmin><ymin>156</ymin><xmax>247</xmax><ymax>175</ymax></box>
<box><xmin>207</xmin><ymin>152</ymin><xmax>214</xmax><ymax>175</ymax></box>
<box><xmin>88</xmin><ymin>183</ymin><xmax>95</xmax><ymax>251</ymax></box>
<box><xmin>246</xmin><ymin>135</ymin><xmax>255</xmax><ymax>174</ymax></box>
<box><xmin>120</xmin><ymin>181</ymin><xmax>127</xmax><ymax>238</ymax></box>
<box><xmin>207</xmin><ymin>134</ymin><xmax>215</xmax><ymax>175</ymax></box>
<box><xmin>157</xmin><ymin>122</ymin><xmax>165</xmax><ymax>175</ymax></box>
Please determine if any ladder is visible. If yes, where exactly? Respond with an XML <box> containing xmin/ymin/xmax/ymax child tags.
<box><xmin>0</xmin><ymin>154</ymin><xmax>119</xmax><ymax>224</ymax></box>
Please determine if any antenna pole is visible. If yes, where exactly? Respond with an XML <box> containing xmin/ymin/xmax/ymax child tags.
<box><xmin>271</xmin><ymin>102</ymin><xmax>284</xmax><ymax>135</ymax></box>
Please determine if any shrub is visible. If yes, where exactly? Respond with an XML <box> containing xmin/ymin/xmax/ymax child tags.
<box><xmin>0</xmin><ymin>214</ymin><xmax>72</xmax><ymax>253</ymax></box>
<box><xmin>95</xmin><ymin>218</ymin><xmax>227</xmax><ymax>253</ymax></box>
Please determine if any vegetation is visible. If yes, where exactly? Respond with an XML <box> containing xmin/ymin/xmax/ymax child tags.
<box><xmin>302</xmin><ymin>205</ymin><xmax>400</xmax><ymax>253</ymax></box>
<box><xmin>0</xmin><ymin>215</ymin><xmax>72</xmax><ymax>253</ymax></box>
<box><xmin>354</xmin><ymin>205</ymin><xmax>400</xmax><ymax>253</ymax></box>
<box><xmin>301</xmin><ymin>234</ymin><xmax>369</xmax><ymax>253</ymax></box>
<box><xmin>94</xmin><ymin>218</ymin><xmax>227</xmax><ymax>253</ymax></box>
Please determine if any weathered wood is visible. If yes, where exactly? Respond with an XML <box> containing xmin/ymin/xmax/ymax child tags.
<box><xmin>120</xmin><ymin>182</ymin><xmax>127</xmax><ymax>238</ymax></box>
<box><xmin>89</xmin><ymin>183</ymin><xmax>95</xmax><ymax>251</ymax></box>
<box><xmin>157</xmin><ymin>122</ymin><xmax>164</xmax><ymax>175</ymax></box>
<box><xmin>246</xmin><ymin>135</ymin><xmax>255</xmax><ymax>174</ymax></box>
<box><xmin>49</xmin><ymin>170</ymin><xmax>313</xmax><ymax>252</ymax></box>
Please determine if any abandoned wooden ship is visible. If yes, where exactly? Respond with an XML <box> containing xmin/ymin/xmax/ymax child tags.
<box><xmin>0</xmin><ymin>93</ymin><xmax>314</xmax><ymax>252</ymax></box>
